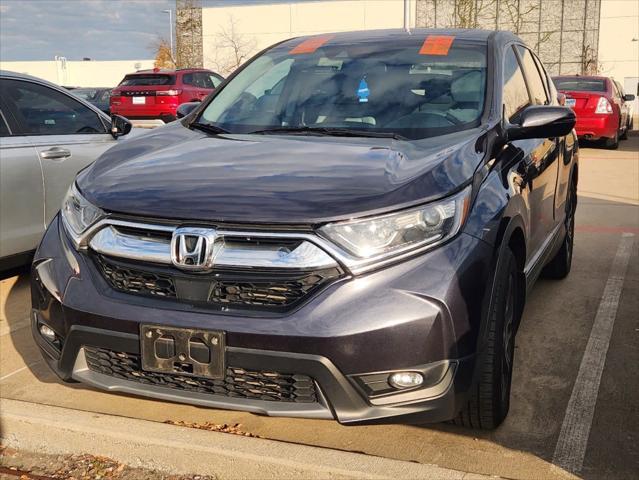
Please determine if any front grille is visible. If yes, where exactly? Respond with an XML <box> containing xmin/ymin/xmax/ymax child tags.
<box><xmin>84</xmin><ymin>347</ymin><xmax>318</xmax><ymax>403</ymax></box>
<box><xmin>97</xmin><ymin>256</ymin><xmax>177</xmax><ymax>298</ymax></box>
<box><xmin>95</xmin><ymin>255</ymin><xmax>341</xmax><ymax>312</ymax></box>
<box><xmin>210</xmin><ymin>273</ymin><xmax>331</xmax><ymax>307</ymax></box>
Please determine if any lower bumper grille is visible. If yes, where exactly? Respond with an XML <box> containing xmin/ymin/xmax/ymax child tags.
<box><xmin>84</xmin><ymin>347</ymin><xmax>318</xmax><ymax>403</ymax></box>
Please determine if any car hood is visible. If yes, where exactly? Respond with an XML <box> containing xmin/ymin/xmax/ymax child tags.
<box><xmin>79</xmin><ymin>122</ymin><xmax>484</xmax><ymax>225</ymax></box>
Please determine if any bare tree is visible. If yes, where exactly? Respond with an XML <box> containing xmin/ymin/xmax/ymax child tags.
<box><xmin>581</xmin><ymin>44</ymin><xmax>599</xmax><ymax>75</ymax></box>
<box><xmin>453</xmin><ymin>0</ymin><xmax>497</xmax><ymax>28</ymax></box>
<box><xmin>500</xmin><ymin>0</ymin><xmax>540</xmax><ymax>34</ymax></box>
<box><xmin>149</xmin><ymin>36</ymin><xmax>176</xmax><ymax>69</ymax></box>
<box><xmin>208</xmin><ymin>15</ymin><xmax>257</xmax><ymax>76</ymax></box>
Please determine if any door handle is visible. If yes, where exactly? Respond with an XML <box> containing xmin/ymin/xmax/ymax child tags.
<box><xmin>40</xmin><ymin>147</ymin><xmax>71</xmax><ymax>160</ymax></box>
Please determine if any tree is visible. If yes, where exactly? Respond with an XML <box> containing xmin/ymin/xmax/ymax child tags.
<box><xmin>453</xmin><ymin>0</ymin><xmax>497</xmax><ymax>29</ymax></box>
<box><xmin>150</xmin><ymin>37</ymin><xmax>175</xmax><ymax>69</ymax></box>
<box><xmin>208</xmin><ymin>15</ymin><xmax>256</xmax><ymax>76</ymax></box>
<box><xmin>176</xmin><ymin>0</ymin><xmax>203</xmax><ymax>68</ymax></box>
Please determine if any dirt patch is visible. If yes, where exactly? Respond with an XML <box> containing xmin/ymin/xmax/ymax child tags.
<box><xmin>0</xmin><ymin>446</ymin><xmax>215</xmax><ymax>480</ymax></box>
<box><xmin>164</xmin><ymin>420</ymin><xmax>260</xmax><ymax>438</ymax></box>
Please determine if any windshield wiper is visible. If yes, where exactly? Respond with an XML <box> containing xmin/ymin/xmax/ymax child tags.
<box><xmin>189</xmin><ymin>121</ymin><xmax>230</xmax><ymax>135</ymax></box>
<box><xmin>249</xmin><ymin>126</ymin><xmax>407</xmax><ymax>141</ymax></box>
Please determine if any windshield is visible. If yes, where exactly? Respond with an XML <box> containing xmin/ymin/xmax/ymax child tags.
<box><xmin>198</xmin><ymin>37</ymin><xmax>487</xmax><ymax>140</ymax></box>
<box><xmin>119</xmin><ymin>74</ymin><xmax>175</xmax><ymax>86</ymax></box>
<box><xmin>553</xmin><ymin>77</ymin><xmax>607</xmax><ymax>93</ymax></box>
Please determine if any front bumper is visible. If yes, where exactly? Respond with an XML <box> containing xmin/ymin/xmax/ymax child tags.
<box><xmin>31</xmin><ymin>215</ymin><xmax>492</xmax><ymax>424</ymax></box>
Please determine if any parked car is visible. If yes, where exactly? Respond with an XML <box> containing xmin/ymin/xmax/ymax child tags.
<box><xmin>32</xmin><ymin>30</ymin><xmax>577</xmax><ymax>429</ymax></box>
<box><xmin>0</xmin><ymin>71</ymin><xmax>133</xmax><ymax>273</ymax></box>
<box><xmin>71</xmin><ymin>87</ymin><xmax>112</xmax><ymax>115</ymax></box>
<box><xmin>613</xmin><ymin>79</ymin><xmax>634</xmax><ymax>133</ymax></box>
<box><xmin>553</xmin><ymin>75</ymin><xmax>635</xmax><ymax>148</ymax></box>
<box><xmin>109</xmin><ymin>68</ymin><xmax>224</xmax><ymax>127</ymax></box>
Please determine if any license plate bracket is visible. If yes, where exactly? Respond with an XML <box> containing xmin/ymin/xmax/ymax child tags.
<box><xmin>140</xmin><ymin>325</ymin><xmax>225</xmax><ymax>379</ymax></box>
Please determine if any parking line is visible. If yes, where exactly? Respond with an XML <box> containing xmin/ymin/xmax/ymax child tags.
<box><xmin>0</xmin><ymin>362</ymin><xmax>41</xmax><ymax>382</ymax></box>
<box><xmin>552</xmin><ymin>233</ymin><xmax>635</xmax><ymax>474</ymax></box>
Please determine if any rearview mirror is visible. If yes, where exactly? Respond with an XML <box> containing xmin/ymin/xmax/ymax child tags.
<box><xmin>176</xmin><ymin>101</ymin><xmax>201</xmax><ymax>119</ymax></box>
<box><xmin>110</xmin><ymin>114</ymin><xmax>132</xmax><ymax>139</ymax></box>
<box><xmin>507</xmin><ymin>105</ymin><xmax>576</xmax><ymax>141</ymax></box>
<box><xmin>623</xmin><ymin>94</ymin><xmax>635</xmax><ymax>102</ymax></box>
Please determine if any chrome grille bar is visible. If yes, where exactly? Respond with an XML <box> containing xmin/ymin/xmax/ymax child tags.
<box><xmin>89</xmin><ymin>225</ymin><xmax>338</xmax><ymax>270</ymax></box>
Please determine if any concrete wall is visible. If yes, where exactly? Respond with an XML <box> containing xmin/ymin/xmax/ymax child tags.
<box><xmin>0</xmin><ymin>59</ymin><xmax>155</xmax><ymax>87</ymax></box>
<box><xmin>598</xmin><ymin>0</ymin><xmax>639</xmax><ymax>125</ymax></box>
<box><xmin>202</xmin><ymin>0</ymin><xmax>415</xmax><ymax>75</ymax></box>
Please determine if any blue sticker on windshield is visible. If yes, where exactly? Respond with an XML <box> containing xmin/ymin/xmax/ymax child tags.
<box><xmin>357</xmin><ymin>78</ymin><xmax>369</xmax><ymax>103</ymax></box>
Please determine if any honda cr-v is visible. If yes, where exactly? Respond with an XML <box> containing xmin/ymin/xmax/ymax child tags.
<box><xmin>32</xmin><ymin>29</ymin><xmax>578</xmax><ymax>429</ymax></box>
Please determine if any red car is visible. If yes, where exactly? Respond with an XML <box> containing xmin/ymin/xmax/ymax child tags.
<box><xmin>553</xmin><ymin>75</ymin><xmax>635</xmax><ymax>149</ymax></box>
<box><xmin>110</xmin><ymin>68</ymin><xmax>224</xmax><ymax>127</ymax></box>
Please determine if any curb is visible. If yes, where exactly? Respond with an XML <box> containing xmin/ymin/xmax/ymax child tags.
<box><xmin>0</xmin><ymin>398</ymin><xmax>498</xmax><ymax>480</ymax></box>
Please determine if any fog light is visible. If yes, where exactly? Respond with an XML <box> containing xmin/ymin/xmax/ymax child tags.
<box><xmin>389</xmin><ymin>371</ymin><xmax>424</xmax><ymax>389</ymax></box>
<box><xmin>39</xmin><ymin>324</ymin><xmax>57</xmax><ymax>342</ymax></box>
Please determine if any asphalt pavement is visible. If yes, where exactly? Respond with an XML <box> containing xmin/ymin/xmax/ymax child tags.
<box><xmin>1</xmin><ymin>137</ymin><xmax>638</xmax><ymax>480</ymax></box>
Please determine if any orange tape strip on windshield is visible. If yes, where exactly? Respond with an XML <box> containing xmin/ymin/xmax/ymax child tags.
<box><xmin>289</xmin><ymin>35</ymin><xmax>334</xmax><ymax>54</ymax></box>
<box><xmin>419</xmin><ymin>35</ymin><xmax>455</xmax><ymax>55</ymax></box>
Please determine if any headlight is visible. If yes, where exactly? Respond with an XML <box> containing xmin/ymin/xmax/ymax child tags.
<box><xmin>61</xmin><ymin>183</ymin><xmax>104</xmax><ymax>246</ymax></box>
<box><xmin>320</xmin><ymin>187</ymin><xmax>471</xmax><ymax>261</ymax></box>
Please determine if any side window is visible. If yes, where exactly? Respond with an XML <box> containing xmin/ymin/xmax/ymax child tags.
<box><xmin>516</xmin><ymin>45</ymin><xmax>548</xmax><ymax>105</ymax></box>
<box><xmin>612</xmin><ymin>81</ymin><xmax>622</xmax><ymax>99</ymax></box>
<box><xmin>195</xmin><ymin>72</ymin><xmax>213</xmax><ymax>89</ymax></box>
<box><xmin>503</xmin><ymin>46</ymin><xmax>531</xmax><ymax>121</ymax></box>
<box><xmin>0</xmin><ymin>111</ymin><xmax>10</xmax><ymax>136</ymax></box>
<box><xmin>209</xmin><ymin>74</ymin><xmax>223</xmax><ymax>88</ymax></box>
<box><xmin>182</xmin><ymin>73</ymin><xmax>195</xmax><ymax>86</ymax></box>
<box><xmin>0</xmin><ymin>79</ymin><xmax>106</xmax><ymax>135</ymax></box>
<box><xmin>531</xmin><ymin>52</ymin><xmax>552</xmax><ymax>103</ymax></box>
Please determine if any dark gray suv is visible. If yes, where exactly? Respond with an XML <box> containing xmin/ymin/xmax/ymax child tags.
<box><xmin>31</xmin><ymin>29</ymin><xmax>577</xmax><ymax>429</ymax></box>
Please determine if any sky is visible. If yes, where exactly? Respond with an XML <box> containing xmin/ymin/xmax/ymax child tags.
<box><xmin>0</xmin><ymin>0</ymin><xmax>305</xmax><ymax>61</ymax></box>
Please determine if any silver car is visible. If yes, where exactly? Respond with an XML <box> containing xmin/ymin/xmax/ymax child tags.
<box><xmin>0</xmin><ymin>71</ymin><xmax>132</xmax><ymax>272</ymax></box>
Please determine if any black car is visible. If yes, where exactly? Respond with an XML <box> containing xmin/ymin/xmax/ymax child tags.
<box><xmin>71</xmin><ymin>87</ymin><xmax>112</xmax><ymax>114</ymax></box>
<box><xmin>32</xmin><ymin>29</ymin><xmax>577</xmax><ymax>429</ymax></box>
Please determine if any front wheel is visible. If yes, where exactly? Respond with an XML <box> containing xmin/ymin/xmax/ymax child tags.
<box><xmin>453</xmin><ymin>248</ymin><xmax>519</xmax><ymax>429</ymax></box>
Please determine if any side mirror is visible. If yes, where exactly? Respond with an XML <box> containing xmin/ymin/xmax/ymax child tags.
<box><xmin>507</xmin><ymin>105</ymin><xmax>576</xmax><ymax>141</ymax></box>
<box><xmin>110</xmin><ymin>114</ymin><xmax>132</xmax><ymax>139</ymax></box>
<box><xmin>557</xmin><ymin>92</ymin><xmax>566</xmax><ymax>106</ymax></box>
<box><xmin>623</xmin><ymin>94</ymin><xmax>635</xmax><ymax>102</ymax></box>
<box><xmin>176</xmin><ymin>101</ymin><xmax>201</xmax><ymax>119</ymax></box>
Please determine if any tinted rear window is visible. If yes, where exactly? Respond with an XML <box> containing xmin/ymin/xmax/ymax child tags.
<box><xmin>553</xmin><ymin>77</ymin><xmax>606</xmax><ymax>92</ymax></box>
<box><xmin>119</xmin><ymin>74</ymin><xmax>175</xmax><ymax>86</ymax></box>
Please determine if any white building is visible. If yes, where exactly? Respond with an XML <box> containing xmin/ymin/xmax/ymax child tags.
<box><xmin>0</xmin><ymin>58</ymin><xmax>155</xmax><ymax>87</ymax></box>
<box><xmin>598</xmin><ymin>0</ymin><xmax>639</xmax><ymax>119</ymax></box>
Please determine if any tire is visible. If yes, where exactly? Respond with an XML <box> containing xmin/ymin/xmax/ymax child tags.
<box><xmin>620</xmin><ymin>122</ymin><xmax>628</xmax><ymax>140</ymax></box>
<box><xmin>543</xmin><ymin>178</ymin><xmax>576</xmax><ymax>279</ymax></box>
<box><xmin>453</xmin><ymin>248</ymin><xmax>519</xmax><ymax>430</ymax></box>
<box><xmin>605</xmin><ymin>129</ymin><xmax>619</xmax><ymax>149</ymax></box>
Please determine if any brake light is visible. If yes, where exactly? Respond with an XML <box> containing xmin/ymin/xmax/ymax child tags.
<box><xmin>156</xmin><ymin>89</ymin><xmax>182</xmax><ymax>96</ymax></box>
<box><xmin>595</xmin><ymin>96</ymin><xmax>613</xmax><ymax>114</ymax></box>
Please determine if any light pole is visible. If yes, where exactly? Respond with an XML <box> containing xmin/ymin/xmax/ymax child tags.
<box><xmin>403</xmin><ymin>0</ymin><xmax>410</xmax><ymax>32</ymax></box>
<box><xmin>162</xmin><ymin>9</ymin><xmax>174</xmax><ymax>60</ymax></box>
